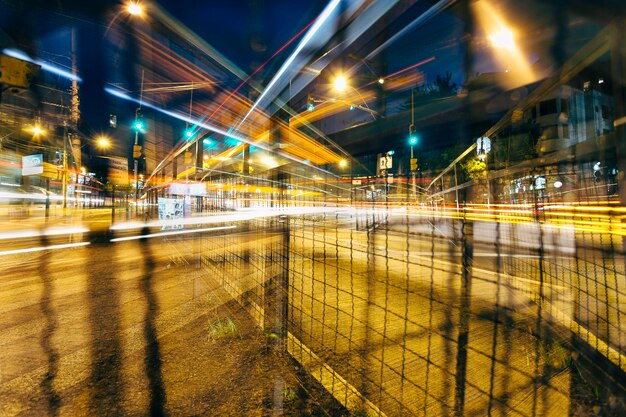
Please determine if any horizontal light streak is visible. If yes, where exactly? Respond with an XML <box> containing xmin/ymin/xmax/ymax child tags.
<box><xmin>3</xmin><ymin>48</ymin><xmax>82</xmax><ymax>82</ymax></box>
<box><xmin>110</xmin><ymin>225</ymin><xmax>237</xmax><ymax>242</ymax></box>
<box><xmin>0</xmin><ymin>241</ymin><xmax>90</xmax><ymax>257</ymax></box>
<box><xmin>110</xmin><ymin>206</ymin><xmax>348</xmax><ymax>231</ymax></box>
<box><xmin>0</xmin><ymin>226</ymin><xmax>89</xmax><ymax>241</ymax></box>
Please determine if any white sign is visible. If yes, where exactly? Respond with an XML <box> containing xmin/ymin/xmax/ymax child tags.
<box><xmin>352</xmin><ymin>179</ymin><xmax>362</xmax><ymax>185</ymax></box>
<box><xmin>22</xmin><ymin>154</ymin><xmax>44</xmax><ymax>176</ymax></box>
<box><xmin>378</xmin><ymin>155</ymin><xmax>392</xmax><ymax>170</ymax></box>
<box><xmin>476</xmin><ymin>136</ymin><xmax>491</xmax><ymax>155</ymax></box>
<box><xmin>158</xmin><ymin>198</ymin><xmax>184</xmax><ymax>230</ymax></box>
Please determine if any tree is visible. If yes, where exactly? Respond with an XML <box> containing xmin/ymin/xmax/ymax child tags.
<box><xmin>433</xmin><ymin>71</ymin><xmax>457</xmax><ymax>97</ymax></box>
<box><xmin>461</xmin><ymin>157</ymin><xmax>486</xmax><ymax>180</ymax></box>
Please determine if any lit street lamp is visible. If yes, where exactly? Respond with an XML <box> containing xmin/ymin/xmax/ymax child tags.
<box><xmin>127</xmin><ymin>2</ymin><xmax>143</xmax><ymax>16</ymax></box>
<box><xmin>96</xmin><ymin>135</ymin><xmax>111</xmax><ymax>149</ymax></box>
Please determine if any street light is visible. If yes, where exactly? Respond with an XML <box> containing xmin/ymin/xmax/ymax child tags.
<box><xmin>24</xmin><ymin>125</ymin><xmax>46</xmax><ymax>137</ymax></box>
<box><xmin>488</xmin><ymin>28</ymin><xmax>515</xmax><ymax>50</ymax></box>
<box><xmin>127</xmin><ymin>2</ymin><xmax>143</xmax><ymax>16</ymax></box>
<box><xmin>332</xmin><ymin>74</ymin><xmax>377</xmax><ymax>119</ymax></box>
<box><xmin>333</xmin><ymin>75</ymin><xmax>348</xmax><ymax>93</ymax></box>
<box><xmin>96</xmin><ymin>136</ymin><xmax>111</xmax><ymax>149</ymax></box>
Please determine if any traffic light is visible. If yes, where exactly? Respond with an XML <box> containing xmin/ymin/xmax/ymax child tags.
<box><xmin>133</xmin><ymin>109</ymin><xmax>145</xmax><ymax>132</ymax></box>
<box><xmin>184</xmin><ymin>151</ymin><xmax>192</xmax><ymax>165</ymax></box>
<box><xmin>307</xmin><ymin>95</ymin><xmax>315</xmax><ymax>111</ymax></box>
<box><xmin>410</xmin><ymin>158</ymin><xmax>418</xmax><ymax>171</ymax></box>
<box><xmin>408</xmin><ymin>134</ymin><xmax>418</xmax><ymax>146</ymax></box>
<box><xmin>185</xmin><ymin>128</ymin><xmax>194</xmax><ymax>139</ymax></box>
<box><xmin>133</xmin><ymin>145</ymin><xmax>142</xmax><ymax>159</ymax></box>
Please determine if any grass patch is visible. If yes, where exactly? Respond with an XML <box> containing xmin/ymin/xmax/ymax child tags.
<box><xmin>207</xmin><ymin>317</ymin><xmax>238</xmax><ymax>340</ymax></box>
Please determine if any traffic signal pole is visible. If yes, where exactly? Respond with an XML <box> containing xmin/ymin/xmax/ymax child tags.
<box><xmin>133</xmin><ymin>128</ymin><xmax>139</xmax><ymax>212</ymax></box>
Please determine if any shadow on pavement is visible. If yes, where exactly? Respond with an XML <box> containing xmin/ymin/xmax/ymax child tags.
<box><xmin>139</xmin><ymin>226</ymin><xmax>168</xmax><ymax>416</ymax></box>
<box><xmin>86</xmin><ymin>229</ymin><xmax>125</xmax><ymax>415</ymax></box>
<box><xmin>38</xmin><ymin>233</ymin><xmax>61</xmax><ymax>416</ymax></box>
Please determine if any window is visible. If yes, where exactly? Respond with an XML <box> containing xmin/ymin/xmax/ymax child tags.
<box><xmin>601</xmin><ymin>105</ymin><xmax>610</xmax><ymax>120</ymax></box>
<box><xmin>560</xmin><ymin>99</ymin><xmax>568</xmax><ymax>116</ymax></box>
<box><xmin>539</xmin><ymin>99</ymin><xmax>557</xmax><ymax>116</ymax></box>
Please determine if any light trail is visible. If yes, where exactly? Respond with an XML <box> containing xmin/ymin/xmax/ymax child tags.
<box><xmin>110</xmin><ymin>225</ymin><xmax>237</xmax><ymax>242</ymax></box>
<box><xmin>0</xmin><ymin>242</ymin><xmax>90</xmax><ymax>257</ymax></box>
<box><xmin>237</xmin><ymin>0</ymin><xmax>341</xmax><ymax>128</ymax></box>
<box><xmin>0</xmin><ymin>226</ymin><xmax>89</xmax><ymax>241</ymax></box>
<box><xmin>104</xmin><ymin>86</ymin><xmax>339</xmax><ymax>178</ymax></box>
<box><xmin>2</xmin><ymin>48</ymin><xmax>82</xmax><ymax>82</ymax></box>
<box><xmin>109</xmin><ymin>206</ymin><xmax>350</xmax><ymax>231</ymax></box>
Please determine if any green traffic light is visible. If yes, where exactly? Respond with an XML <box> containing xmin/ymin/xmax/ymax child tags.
<box><xmin>408</xmin><ymin>135</ymin><xmax>418</xmax><ymax>146</ymax></box>
<box><xmin>134</xmin><ymin>121</ymin><xmax>145</xmax><ymax>131</ymax></box>
<box><xmin>185</xmin><ymin>130</ymin><xmax>194</xmax><ymax>139</ymax></box>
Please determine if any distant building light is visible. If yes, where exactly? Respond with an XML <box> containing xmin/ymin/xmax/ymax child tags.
<box><xmin>598</xmin><ymin>78</ymin><xmax>604</xmax><ymax>84</ymax></box>
<box><xmin>554</xmin><ymin>180</ymin><xmax>563</xmax><ymax>189</ymax></box>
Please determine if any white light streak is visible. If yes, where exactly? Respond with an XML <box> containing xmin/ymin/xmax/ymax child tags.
<box><xmin>110</xmin><ymin>225</ymin><xmax>237</xmax><ymax>242</ymax></box>
<box><xmin>0</xmin><ymin>226</ymin><xmax>89</xmax><ymax>241</ymax></box>
<box><xmin>110</xmin><ymin>206</ymin><xmax>347</xmax><ymax>231</ymax></box>
<box><xmin>3</xmin><ymin>48</ymin><xmax>82</xmax><ymax>82</ymax></box>
<box><xmin>0</xmin><ymin>241</ymin><xmax>90</xmax><ymax>257</ymax></box>
<box><xmin>238</xmin><ymin>0</ymin><xmax>341</xmax><ymax>125</ymax></box>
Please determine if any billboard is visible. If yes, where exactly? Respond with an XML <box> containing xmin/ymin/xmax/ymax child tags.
<box><xmin>158</xmin><ymin>198</ymin><xmax>185</xmax><ymax>230</ymax></box>
<box><xmin>108</xmin><ymin>156</ymin><xmax>129</xmax><ymax>185</ymax></box>
<box><xmin>22</xmin><ymin>154</ymin><xmax>44</xmax><ymax>176</ymax></box>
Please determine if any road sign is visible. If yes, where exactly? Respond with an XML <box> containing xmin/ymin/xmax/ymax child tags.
<box><xmin>476</xmin><ymin>136</ymin><xmax>491</xmax><ymax>155</ymax></box>
<box><xmin>378</xmin><ymin>155</ymin><xmax>392</xmax><ymax>170</ymax></box>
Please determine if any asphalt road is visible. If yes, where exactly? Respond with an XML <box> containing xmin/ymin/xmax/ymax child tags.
<box><xmin>0</xmin><ymin>218</ymin><xmax>345</xmax><ymax>416</ymax></box>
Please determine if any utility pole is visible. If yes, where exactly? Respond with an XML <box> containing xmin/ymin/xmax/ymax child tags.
<box><xmin>62</xmin><ymin>122</ymin><xmax>68</xmax><ymax>209</ymax></box>
<box><xmin>133</xmin><ymin>70</ymin><xmax>145</xmax><ymax>215</ymax></box>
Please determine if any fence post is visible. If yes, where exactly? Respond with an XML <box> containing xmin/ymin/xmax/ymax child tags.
<box><xmin>455</xmin><ymin>216</ymin><xmax>473</xmax><ymax>416</ymax></box>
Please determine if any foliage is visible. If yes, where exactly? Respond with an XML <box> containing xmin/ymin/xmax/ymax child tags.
<box><xmin>434</xmin><ymin>71</ymin><xmax>458</xmax><ymax>97</ymax></box>
<box><xmin>493</xmin><ymin>121</ymin><xmax>541</xmax><ymax>167</ymax></box>
<box><xmin>461</xmin><ymin>157</ymin><xmax>486</xmax><ymax>180</ymax></box>
<box><xmin>400</xmin><ymin>71</ymin><xmax>458</xmax><ymax>111</ymax></box>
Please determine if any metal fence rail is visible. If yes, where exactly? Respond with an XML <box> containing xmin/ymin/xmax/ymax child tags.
<box><xmin>195</xmin><ymin>195</ymin><xmax>626</xmax><ymax>416</ymax></box>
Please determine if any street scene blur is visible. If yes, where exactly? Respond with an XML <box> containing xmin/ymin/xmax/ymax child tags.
<box><xmin>1</xmin><ymin>0</ymin><xmax>626</xmax><ymax>415</ymax></box>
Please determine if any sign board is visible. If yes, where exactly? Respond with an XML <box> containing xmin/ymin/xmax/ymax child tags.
<box><xmin>168</xmin><ymin>181</ymin><xmax>206</xmax><ymax>196</ymax></box>
<box><xmin>378</xmin><ymin>155</ymin><xmax>392</xmax><ymax>172</ymax></box>
<box><xmin>352</xmin><ymin>179</ymin><xmax>362</xmax><ymax>185</ymax></box>
<box><xmin>108</xmin><ymin>156</ymin><xmax>129</xmax><ymax>186</ymax></box>
<box><xmin>158</xmin><ymin>198</ymin><xmax>184</xmax><ymax>230</ymax></box>
<box><xmin>22</xmin><ymin>154</ymin><xmax>43</xmax><ymax>176</ymax></box>
<box><xmin>476</xmin><ymin>136</ymin><xmax>491</xmax><ymax>155</ymax></box>
<box><xmin>534</xmin><ymin>176</ymin><xmax>546</xmax><ymax>190</ymax></box>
